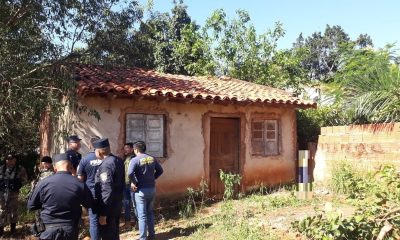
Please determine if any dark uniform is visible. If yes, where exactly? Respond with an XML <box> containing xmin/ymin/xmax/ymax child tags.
<box><xmin>0</xmin><ymin>155</ymin><xmax>28</xmax><ymax>235</ymax></box>
<box><xmin>66</xmin><ymin>149</ymin><xmax>82</xmax><ymax>173</ymax></box>
<box><xmin>93</xmin><ymin>139</ymin><xmax>125</xmax><ymax>240</ymax></box>
<box><xmin>28</xmin><ymin>153</ymin><xmax>92</xmax><ymax>240</ymax></box>
<box><xmin>77</xmin><ymin>151</ymin><xmax>102</xmax><ymax>240</ymax></box>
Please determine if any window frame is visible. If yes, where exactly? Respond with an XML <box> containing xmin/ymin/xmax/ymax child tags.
<box><xmin>125</xmin><ymin>113</ymin><xmax>167</xmax><ymax>158</ymax></box>
<box><xmin>251</xmin><ymin>118</ymin><xmax>281</xmax><ymax>156</ymax></box>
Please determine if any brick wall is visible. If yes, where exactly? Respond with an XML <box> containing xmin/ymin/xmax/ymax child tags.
<box><xmin>314</xmin><ymin>123</ymin><xmax>400</xmax><ymax>182</ymax></box>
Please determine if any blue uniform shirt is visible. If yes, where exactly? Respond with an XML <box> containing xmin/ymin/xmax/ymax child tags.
<box><xmin>128</xmin><ymin>153</ymin><xmax>163</xmax><ymax>189</ymax></box>
<box><xmin>77</xmin><ymin>151</ymin><xmax>102</xmax><ymax>195</ymax></box>
<box><xmin>94</xmin><ymin>155</ymin><xmax>125</xmax><ymax>216</ymax></box>
<box><xmin>27</xmin><ymin>171</ymin><xmax>93</xmax><ymax>224</ymax></box>
<box><xmin>66</xmin><ymin>149</ymin><xmax>82</xmax><ymax>171</ymax></box>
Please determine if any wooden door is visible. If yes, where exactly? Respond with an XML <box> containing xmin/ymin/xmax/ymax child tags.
<box><xmin>209</xmin><ymin>118</ymin><xmax>240</xmax><ymax>196</ymax></box>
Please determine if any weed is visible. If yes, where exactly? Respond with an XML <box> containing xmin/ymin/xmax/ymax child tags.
<box><xmin>219</xmin><ymin>170</ymin><xmax>241</xmax><ymax>200</ymax></box>
<box><xmin>179</xmin><ymin>178</ymin><xmax>209</xmax><ymax>218</ymax></box>
<box><xmin>294</xmin><ymin>164</ymin><xmax>400</xmax><ymax>239</ymax></box>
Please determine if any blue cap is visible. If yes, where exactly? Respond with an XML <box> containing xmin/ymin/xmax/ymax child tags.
<box><xmin>68</xmin><ymin>135</ymin><xmax>81</xmax><ymax>143</ymax></box>
<box><xmin>93</xmin><ymin>138</ymin><xmax>110</xmax><ymax>149</ymax></box>
<box><xmin>53</xmin><ymin>153</ymin><xmax>69</xmax><ymax>164</ymax></box>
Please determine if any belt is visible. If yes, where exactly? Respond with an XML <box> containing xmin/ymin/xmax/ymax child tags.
<box><xmin>44</xmin><ymin>223</ymin><xmax>75</xmax><ymax>229</ymax></box>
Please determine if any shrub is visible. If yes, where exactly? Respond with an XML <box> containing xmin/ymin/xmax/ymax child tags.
<box><xmin>293</xmin><ymin>164</ymin><xmax>400</xmax><ymax>239</ymax></box>
<box><xmin>179</xmin><ymin>178</ymin><xmax>208</xmax><ymax>218</ymax></box>
<box><xmin>219</xmin><ymin>170</ymin><xmax>242</xmax><ymax>200</ymax></box>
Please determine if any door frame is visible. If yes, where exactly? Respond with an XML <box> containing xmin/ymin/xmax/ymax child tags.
<box><xmin>202</xmin><ymin>111</ymin><xmax>246</xmax><ymax>193</ymax></box>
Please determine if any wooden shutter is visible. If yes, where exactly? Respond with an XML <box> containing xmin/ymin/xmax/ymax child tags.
<box><xmin>265</xmin><ymin>120</ymin><xmax>278</xmax><ymax>155</ymax></box>
<box><xmin>126</xmin><ymin>114</ymin><xmax>146</xmax><ymax>143</ymax></box>
<box><xmin>126</xmin><ymin>114</ymin><xmax>165</xmax><ymax>157</ymax></box>
<box><xmin>251</xmin><ymin>121</ymin><xmax>264</xmax><ymax>155</ymax></box>
<box><xmin>145</xmin><ymin>115</ymin><xmax>164</xmax><ymax>157</ymax></box>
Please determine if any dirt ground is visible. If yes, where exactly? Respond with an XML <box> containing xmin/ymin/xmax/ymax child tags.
<box><xmin>8</xmin><ymin>192</ymin><xmax>354</xmax><ymax>240</ymax></box>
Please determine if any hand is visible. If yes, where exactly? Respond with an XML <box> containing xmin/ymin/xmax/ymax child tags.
<box><xmin>99</xmin><ymin>216</ymin><xmax>107</xmax><ymax>225</ymax></box>
<box><xmin>131</xmin><ymin>183</ymin><xmax>137</xmax><ymax>192</ymax></box>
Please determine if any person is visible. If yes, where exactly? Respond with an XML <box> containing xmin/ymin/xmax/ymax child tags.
<box><xmin>0</xmin><ymin>154</ymin><xmax>28</xmax><ymax>236</ymax></box>
<box><xmin>65</xmin><ymin>135</ymin><xmax>82</xmax><ymax>176</ymax></box>
<box><xmin>93</xmin><ymin>138</ymin><xmax>124</xmax><ymax>240</ymax></box>
<box><xmin>31</xmin><ymin>156</ymin><xmax>55</xmax><ymax>190</ymax></box>
<box><xmin>27</xmin><ymin>153</ymin><xmax>92</xmax><ymax>240</ymax></box>
<box><xmin>77</xmin><ymin>136</ymin><xmax>101</xmax><ymax>240</ymax></box>
<box><xmin>123</xmin><ymin>142</ymin><xmax>136</xmax><ymax>227</ymax></box>
<box><xmin>128</xmin><ymin>141</ymin><xmax>163</xmax><ymax>240</ymax></box>
<box><xmin>29</xmin><ymin>156</ymin><xmax>55</xmax><ymax>237</ymax></box>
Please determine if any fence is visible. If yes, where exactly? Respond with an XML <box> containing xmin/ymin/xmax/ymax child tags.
<box><xmin>314</xmin><ymin>123</ymin><xmax>400</xmax><ymax>182</ymax></box>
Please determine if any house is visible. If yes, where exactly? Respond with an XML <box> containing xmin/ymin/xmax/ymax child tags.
<box><xmin>40</xmin><ymin>64</ymin><xmax>316</xmax><ymax>198</ymax></box>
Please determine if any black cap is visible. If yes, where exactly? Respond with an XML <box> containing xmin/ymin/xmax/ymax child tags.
<box><xmin>41</xmin><ymin>156</ymin><xmax>52</xmax><ymax>164</ymax></box>
<box><xmin>53</xmin><ymin>153</ymin><xmax>69</xmax><ymax>164</ymax></box>
<box><xmin>68</xmin><ymin>135</ymin><xmax>81</xmax><ymax>143</ymax></box>
<box><xmin>93</xmin><ymin>138</ymin><xmax>110</xmax><ymax>149</ymax></box>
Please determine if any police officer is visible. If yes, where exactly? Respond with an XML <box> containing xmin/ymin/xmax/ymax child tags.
<box><xmin>0</xmin><ymin>154</ymin><xmax>28</xmax><ymax>236</ymax></box>
<box><xmin>29</xmin><ymin>156</ymin><xmax>55</xmax><ymax>237</ymax></box>
<box><xmin>77</xmin><ymin>136</ymin><xmax>101</xmax><ymax>240</ymax></box>
<box><xmin>93</xmin><ymin>138</ymin><xmax>124</xmax><ymax>240</ymax></box>
<box><xmin>66</xmin><ymin>135</ymin><xmax>82</xmax><ymax>176</ymax></box>
<box><xmin>27</xmin><ymin>153</ymin><xmax>92</xmax><ymax>240</ymax></box>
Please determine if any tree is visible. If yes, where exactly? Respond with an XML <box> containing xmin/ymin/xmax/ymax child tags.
<box><xmin>330</xmin><ymin>47</ymin><xmax>400</xmax><ymax>123</ymax></box>
<box><xmin>294</xmin><ymin>25</ymin><xmax>373</xmax><ymax>84</ymax></box>
<box><xmin>145</xmin><ymin>0</ymin><xmax>208</xmax><ymax>75</ymax></box>
<box><xmin>0</xmin><ymin>0</ymin><xmax>144</xmax><ymax>154</ymax></box>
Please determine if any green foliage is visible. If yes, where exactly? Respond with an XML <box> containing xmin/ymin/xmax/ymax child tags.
<box><xmin>18</xmin><ymin>184</ymin><xmax>36</xmax><ymax>223</ymax></box>
<box><xmin>219</xmin><ymin>170</ymin><xmax>241</xmax><ymax>200</ymax></box>
<box><xmin>213</xmin><ymin>201</ymin><xmax>275</xmax><ymax>240</ymax></box>
<box><xmin>179</xmin><ymin>178</ymin><xmax>209</xmax><ymax>218</ymax></box>
<box><xmin>329</xmin><ymin>47</ymin><xmax>400</xmax><ymax>123</ymax></box>
<box><xmin>296</xmin><ymin>107</ymin><xmax>337</xmax><ymax>149</ymax></box>
<box><xmin>0</xmin><ymin>0</ymin><xmax>142</xmax><ymax>154</ymax></box>
<box><xmin>293</xmin><ymin>164</ymin><xmax>400</xmax><ymax>239</ymax></box>
<box><xmin>329</xmin><ymin>161</ymin><xmax>363</xmax><ymax>196</ymax></box>
<box><xmin>293</xmin><ymin>25</ymin><xmax>371</xmax><ymax>83</ymax></box>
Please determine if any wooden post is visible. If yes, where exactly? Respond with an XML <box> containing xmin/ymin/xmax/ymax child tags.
<box><xmin>298</xmin><ymin>150</ymin><xmax>313</xmax><ymax>200</ymax></box>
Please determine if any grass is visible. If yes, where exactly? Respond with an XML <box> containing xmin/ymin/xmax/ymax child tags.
<box><xmin>120</xmin><ymin>185</ymin><xmax>332</xmax><ymax>240</ymax></box>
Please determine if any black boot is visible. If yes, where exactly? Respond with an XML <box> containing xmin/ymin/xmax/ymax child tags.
<box><xmin>10</xmin><ymin>223</ymin><xmax>16</xmax><ymax>234</ymax></box>
<box><xmin>0</xmin><ymin>226</ymin><xmax>3</xmax><ymax>236</ymax></box>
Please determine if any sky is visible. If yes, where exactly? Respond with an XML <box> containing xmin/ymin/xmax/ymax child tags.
<box><xmin>141</xmin><ymin>0</ymin><xmax>400</xmax><ymax>49</ymax></box>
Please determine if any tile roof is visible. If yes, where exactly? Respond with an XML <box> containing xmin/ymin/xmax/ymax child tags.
<box><xmin>75</xmin><ymin>64</ymin><xmax>316</xmax><ymax>108</ymax></box>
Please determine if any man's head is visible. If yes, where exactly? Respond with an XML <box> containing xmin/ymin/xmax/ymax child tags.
<box><xmin>133</xmin><ymin>141</ymin><xmax>146</xmax><ymax>155</ymax></box>
<box><xmin>53</xmin><ymin>153</ymin><xmax>72</xmax><ymax>172</ymax></box>
<box><xmin>5</xmin><ymin>154</ymin><xmax>16</xmax><ymax>168</ymax></box>
<box><xmin>93</xmin><ymin>138</ymin><xmax>111</xmax><ymax>160</ymax></box>
<box><xmin>124</xmin><ymin>142</ymin><xmax>134</xmax><ymax>156</ymax></box>
<box><xmin>40</xmin><ymin>156</ymin><xmax>53</xmax><ymax>170</ymax></box>
<box><xmin>89</xmin><ymin>136</ymin><xmax>101</xmax><ymax>150</ymax></box>
<box><xmin>68</xmin><ymin>135</ymin><xmax>81</xmax><ymax>151</ymax></box>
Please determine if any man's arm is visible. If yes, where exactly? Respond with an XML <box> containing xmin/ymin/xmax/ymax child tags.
<box><xmin>77</xmin><ymin>160</ymin><xmax>86</xmax><ymax>182</ymax></box>
<box><xmin>98</xmin><ymin>165</ymin><xmax>114</xmax><ymax>216</ymax></box>
<box><xmin>127</xmin><ymin>159</ymin><xmax>138</xmax><ymax>185</ymax></box>
<box><xmin>154</xmin><ymin>160</ymin><xmax>163</xmax><ymax>180</ymax></box>
<box><xmin>81</xmin><ymin>183</ymin><xmax>93</xmax><ymax>209</ymax></box>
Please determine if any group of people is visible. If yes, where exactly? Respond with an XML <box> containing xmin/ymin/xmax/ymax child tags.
<box><xmin>2</xmin><ymin>135</ymin><xmax>163</xmax><ymax>240</ymax></box>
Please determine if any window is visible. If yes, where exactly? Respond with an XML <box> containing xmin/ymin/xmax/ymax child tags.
<box><xmin>126</xmin><ymin>114</ymin><xmax>165</xmax><ymax>157</ymax></box>
<box><xmin>252</xmin><ymin>119</ymin><xmax>280</xmax><ymax>156</ymax></box>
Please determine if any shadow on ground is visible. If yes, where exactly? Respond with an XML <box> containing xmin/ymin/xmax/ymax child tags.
<box><xmin>155</xmin><ymin>223</ymin><xmax>212</xmax><ymax>240</ymax></box>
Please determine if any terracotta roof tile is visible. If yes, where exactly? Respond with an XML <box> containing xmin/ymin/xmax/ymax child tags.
<box><xmin>75</xmin><ymin>64</ymin><xmax>316</xmax><ymax>108</ymax></box>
